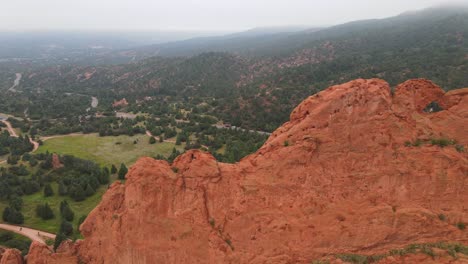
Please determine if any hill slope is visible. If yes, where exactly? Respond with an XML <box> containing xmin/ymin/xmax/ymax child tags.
<box><xmin>22</xmin><ymin>78</ymin><xmax>468</xmax><ymax>264</ymax></box>
<box><xmin>2</xmin><ymin>6</ymin><xmax>466</xmax><ymax>132</ymax></box>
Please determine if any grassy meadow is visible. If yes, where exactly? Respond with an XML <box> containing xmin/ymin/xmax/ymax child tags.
<box><xmin>36</xmin><ymin>133</ymin><xmax>184</xmax><ymax>167</ymax></box>
<box><xmin>0</xmin><ymin>133</ymin><xmax>185</xmax><ymax>234</ymax></box>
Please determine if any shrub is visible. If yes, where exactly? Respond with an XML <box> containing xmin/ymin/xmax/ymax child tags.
<box><xmin>430</xmin><ymin>138</ymin><xmax>455</xmax><ymax>147</ymax></box>
<box><xmin>43</xmin><ymin>183</ymin><xmax>54</xmax><ymax>197</ymax></box>
<box><xmin>456</xmin><ymin>222</ymin><xmax>466</xmax><ymax>230</ymax></box>
<box><xmin>118</xmin><ymin>163</ymin><xmax>128</xmax><ymax>180</ymax></box>
<box><xmin>438</xmin><ymin>214</ymin><xmax>446</xmax><ymax>221</ymax></box>
<box><xmin>36</xmin><ymin>203</ymin><xmax>54</xmax><ymax>220</ymax></box>
<box><xmin>421</xmin><ymin>245</ymin><xmax>436</xmax><ymax>258</ymax></box>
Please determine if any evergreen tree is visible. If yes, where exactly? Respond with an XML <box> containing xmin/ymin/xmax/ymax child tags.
<box><xmin>2</xmin><ymin>207</ymin><xmax>11</xmax><ymax>222</ymax></box>
<box><xmin>58</xmin><ymin>181</ymin><xmax>68</xmax><ymax>196</ymax></box>
<box><xmin>36</xmin><ymin>203</ymin><xmax>54</xmax><ymax>220</ymax></box>
<box><xmin>8</xmin><ymin>196</ymin><xmax>23</xmax><ymax>211</ymax></box>
<box><xmin>71</xmin><ymin>185</ymin><xmax>85</xmax><ymax>202</ymax></box>
<box><xmin>41</xmin><ymin>154</ymin><xmax>53</xmax><ymax>169</ymax></box>
<box><xmin>59</xmin><ymin>220</ymin><xmax>73</xmax><ymax>236</ymax></box>
<box><xmin>84</xmin><ymin>184</ymin><xmax>95</xmax><ymax>197</ymax></box>
<box><xmin>111</xmin><ymin>164</ymin><xmax>117</xmax><ymax>174</ymax></box>
<box><xmin>44</xmin><ymin>183</ymin><xmax>54</xmax><ymax>197</ymax></box>
<box><xmin>59</xmin><ymin>200</ymin><xmax>75</xmax><ymax>222</ymax></box>
<box><xmin>99</xmin><ymin>168</ymin><xmax>110</xmax><ymax>184</ymax></box>
<box><xmin>3</xmin><ymin>207</ymin><xmax>24</xmax><ymax>224</ymax></box>
<box><xmin>53</xmin><ymin>232</ymin><xmax>66</xmax><ymax>251</ymax></box>
<box><xmin>149</xmin><ymin>137</ymin><xmax>156</xmax><ymax>144</ymax></box>
<box><xmin>118</xmin><ymin>163</ymin><xmax>128</xmax><ymax>180</ymax></box>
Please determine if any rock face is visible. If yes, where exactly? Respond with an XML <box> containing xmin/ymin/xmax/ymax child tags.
<box><xmin>112</xmin><ymin>98</ymin><xmax>129</xmax><ymax>108</ymax></box>
<box><xmin>27</xmin><ymin>241</ymin><xmax>79</xmax><ymax>264</ymax></box>
<box><xmin>0</xmin><ymin>249</ymin><xmax>22</xmax><ymax>264</ymax></box>
<box><xmin>24</xmin><ymin>79</ymin><xmax>468</xmax><ymax>263</ymax></box>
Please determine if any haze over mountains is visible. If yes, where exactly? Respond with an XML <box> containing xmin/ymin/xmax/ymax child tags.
<box><xmin>0</xmin><ymin>3</ymin><xmax>467</xmax><ymax>264</ymax></box>
<box><xmin>1</xmin><ymin>4</ymin><xmax>466</xmax><ymax>131</ymax></box>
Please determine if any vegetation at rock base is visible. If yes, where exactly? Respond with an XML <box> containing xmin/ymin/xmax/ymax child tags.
<box><xmin>327</xmin><ymin>242</ymin><xmax>468</xmax><ymax>264</ymax></box>
<box><xmin>0</xmin><ymin>230</ymin><xmax>32</xmax><ymax>255</ymax></box>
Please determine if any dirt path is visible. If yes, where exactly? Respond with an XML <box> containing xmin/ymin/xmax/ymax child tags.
<box><xmin>145</xmin><ymin>130</ymin><xmax>177</xmax><ymax>144</ymax></box>
<box><xmin>30</xmin><ymin>137</ymin><xmax>39</xmax><ymax>152</ymax></box>
<box><xmin>40</xmin><ymin>133</ymin><xmax>84</xmax><ymax>142</ymax></box>
<box><xmin>8</xmin><ymin>73</ymin><xmax>22</xmax><ymax>92</ymax></box>
<box><xmin>145</xmin><ymin>130</ymin><xmax>211</xmax><ymax>149</ymax></box>
<box><xmin>1</xmin><ymin>121</ymin><xmax>17</xmax><ymax>137</ymax></box>
<box><xmin>0</xmin><ymin>224</ymin><xmax>55</xmax><ymax>244</ymax></box>
<box><xmin>0</xmin><ymin>120</ymin><xmax>18</xmax><ymax>138</ymax></box>
<box><xmin>0</xmin><ymin>119</ymin><xmax>41</xmax><ymax>152</ymax></box>
<box><xmin>213</xmin><ymin>124</ymin><xmax>271</xmax><ymax>136</ymax></box>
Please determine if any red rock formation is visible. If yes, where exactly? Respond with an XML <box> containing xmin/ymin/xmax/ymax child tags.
<box><xmin>112</xmin><ymin>98</ymin><xmax>129</xmax><ymax>108</ymax></box>
<box><xmin>24</xmin><ymin>79</ymin><xmax>468</xmax><ymax>263</ymax></box>
<box><xmin>27</xmin><ymin>241</ymin><xmax>79</xmax><ymax>264</ymax></box>
<box><xmin>0</xmin><ymin>249</ymin><xmax>22</xmax><ymax>264</ymax></box>
<box><xmin>51</xmin><ymin>154</ymin><xmax>63</xmax><ymax>169</ymax></box>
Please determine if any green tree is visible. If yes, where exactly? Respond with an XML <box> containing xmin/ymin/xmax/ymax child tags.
<box><xmin>58</xmin><ymin>181</ymin><xmax>68</xmax><ymax>196</ymax></box>
<box><xmin>84</xmin><ymin>184</ymin><xmax>95</xmax><ymax>197</ymax></box>
<box><xmin>8</xmin><ymin>196</ymin><xmax>23</xmax><ymax>211</ymax></box>
<box><xmin>53</xmin><ymin>232</ymin><xmax>66</xmax><ymax>251</ymax></box>
<box><xmin>36</xmin><ymin>203</ymin><xmax>54</xmax><ymax>220</ymax></box>
<box><xmin>59</xmin><ymin>220</ymin><xmax>73</xmax><ymax>236</ymax></box>
<box><xmin>110</xmin><ymin>164</ymin><xmax>117</xmax><ymax>174</ymax></box>
<box><xmin>175</xmin><ymin>134</ymin><xmax>182</xmax><ymax>145</ymax></box>
<box><xmin>44</xmin><ymin>183</ymin><xmax>54</xmax><ymax>197</ymax></box>
<box><xmin>149</xmin><ymin>137</ymin><xmax>156</xmax><ymax>144</ymax></box>
<box><xmin>2</xmin><ymin>207</ymin><xmax>24</xmax><ymax>224</ymax></box>
<box><xmin>60</xmin><ymin>200</ymin><xmax>74</xmax><ymax>222</ymax></box>
<box><xmin>118</xmin><ymin>163</ymin><xmax>128</xmax><ymax>180</ymax></box>
<box><xmin>99</xmin><ymin>168</ymin><xmax>110</xmax><ymax>184</ymax></box>
<box><xmin>71</xmin><ymin>185</ymin><xmax>85</xmax><ymax>202</ymax></box>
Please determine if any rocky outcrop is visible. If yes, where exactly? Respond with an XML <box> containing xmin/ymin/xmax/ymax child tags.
<box><xmin>0</xmin><ymin>249</ymin><xmax>22</xmax><ymax>264</ymax></box>
<box><xmin>23</xmin><ymin>79</ymin><xmax>468</xmax><ymax>263</ymax></box>
<box><xmin>51</xmin><ymin>154</ymin><xmax>63</xmax><ymax>169</ymax></box>
<box><xmin>27</xmin><ymin>241</ymin><xmax>79</xmax><ymax>264</ymax></box>
<box><xmin>112</xmin><ymin>98</ymin><xmax>129</xmax><ymax>108</ymax></box>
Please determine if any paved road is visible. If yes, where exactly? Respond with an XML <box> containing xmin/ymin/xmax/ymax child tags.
<box><xmin>0</xmin><ymin>224</ymin><xmax>55</xmax><ymax>244</ymax></box>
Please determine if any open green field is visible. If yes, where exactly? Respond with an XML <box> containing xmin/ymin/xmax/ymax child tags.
<box><xmin>36</xmin><ymin>133</ymin><xmax>184</xmax><ymax>167</ymax></box>
<box><xmin>1</xmin><ymin>134</ymin><xmax>184</xmax><ymax>235</ymax></box>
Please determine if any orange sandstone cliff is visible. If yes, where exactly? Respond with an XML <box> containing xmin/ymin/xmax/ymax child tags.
<box><xmin>24</xmin><ymin>79</ymin><xmax>468</xmax><ymax>263</ymax></box>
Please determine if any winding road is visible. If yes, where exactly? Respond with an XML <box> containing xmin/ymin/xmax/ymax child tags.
<box><xmin>0</xmin><ymin>224</ymin><xmax>55</xmax><ymax>244</ymax></box>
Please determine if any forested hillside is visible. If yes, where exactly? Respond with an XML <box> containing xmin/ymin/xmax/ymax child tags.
<box><xmin>0</xmin><ymin>5</ymin><xmax>466</xmax><ymax>132</ymax></box>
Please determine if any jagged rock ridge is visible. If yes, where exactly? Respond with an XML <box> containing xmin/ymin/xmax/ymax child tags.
<box><xmin>22</xmin><ymin>79</ymin><xmax>468</xmax><ymax>263</ymax></box>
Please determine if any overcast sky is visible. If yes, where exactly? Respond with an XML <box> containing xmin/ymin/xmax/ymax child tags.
<box><xmin>0</xmin><ymin>0</ymin><xmax>454</xmax><ymax>31</ymax></box>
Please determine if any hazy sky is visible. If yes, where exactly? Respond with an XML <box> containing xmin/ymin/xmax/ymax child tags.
<box><xmin>0</xmin><ymin>0</ymin><xmax>453</xmax><ymax>31</ymax></box>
